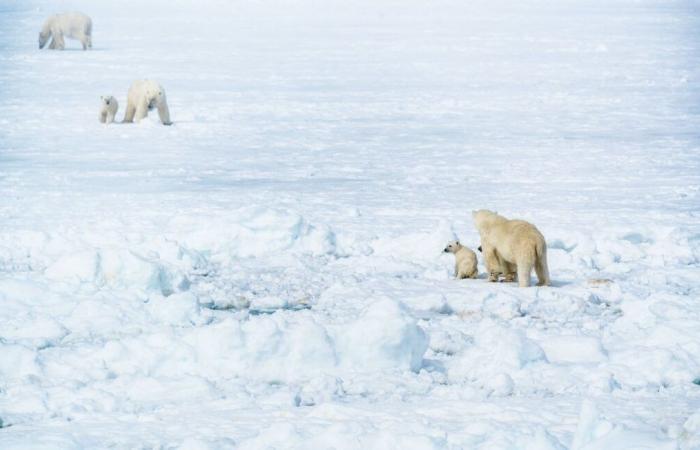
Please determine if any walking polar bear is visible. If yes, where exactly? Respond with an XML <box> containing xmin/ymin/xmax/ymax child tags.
<box><xmin>39</xmin><ymin>12</ymin><xmax>92</xmax><ymax>50</ymax></box>
<box><xmin>472</xmin><ymin>209</ymin><xmax>550</xmax><ymax>287</ymax></box>
<box><xmin>123</xmin><ymin>80</ymin><xmax>172</xmax><ymax>125</ymax></box>
<box><xmin>99</xmin><ymin>96</ymin><xmax>118</xmax><ymax>124</ymax></box>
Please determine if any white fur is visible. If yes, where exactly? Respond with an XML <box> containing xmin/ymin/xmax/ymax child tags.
<box><xmin>472</xmin><ymin>209</ymin><xmax>550</xmax><ymax>287</ymax></box>
<box><xmin>123</xmin><ymin>80</ymin><xmax>172</xmax><ymax>125</ymax></box>
<box><xmin>444</xmin><ymin>240</ymin><xmax>478</xmax><ymax>279</ymax></box>
<box><xmin>99</xmin><ymin>96</ymin><xmax>118</xmax><ymax>124</ymax></box>
<box><xmin>39</xmin><ymin>12</ymin><xmax>92</xmax><ymax>51</ymax></box>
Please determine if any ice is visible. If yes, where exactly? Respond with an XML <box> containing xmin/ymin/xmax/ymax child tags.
<box><xmin>1</xmin><ymin>0</ymin><xmax>699</xmax><ymax>447</ymax></box>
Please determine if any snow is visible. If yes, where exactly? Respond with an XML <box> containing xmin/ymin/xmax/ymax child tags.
<box><xmin>1</xmin><ymin>0</ymin><xmax>700</xmax><ymax>448</ymax></box>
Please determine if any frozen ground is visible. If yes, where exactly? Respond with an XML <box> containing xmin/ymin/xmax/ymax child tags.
<box><xmin>1</xmin><ymin>0</ymin><xmax>700</xmax><ymax>448</ymax></box>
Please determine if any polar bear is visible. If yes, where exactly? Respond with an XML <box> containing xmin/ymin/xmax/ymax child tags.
<box><xmin>123</xmin><ymin>80</ymin><xmax>172</xmax><ymax>125</ymax></box>
<box><xmin>39</xmin><ymin>13</ymin><xmax>92</xmax><ymax>50</ymax></box>
<box><xmin>444</xmin><ymin>240</ymin><xmax>478</xmax><ymax>279</ymax></box>
<box><xmin>98</xmin><ymin>96</ymin><xmax>118</xmax><ymax>124</ymax></box>
<box><xmin>472</xmin><ymin>210</ymin><xmax>549</xmax><ymax>287</ymax></box>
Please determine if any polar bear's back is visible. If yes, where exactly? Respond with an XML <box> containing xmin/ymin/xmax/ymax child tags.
<box><xmin>50</xmin><ymin>12</ymin><xmax>92</xmax><ymax>34</ymax></box>
<box><xmin>128</xmin><ymin>80</ymin><xmax>161</xmax><ymax>96</ymax></box>
<box><xmin>497</xmin><ymin>219</ymin><xmax>546</xmax><ymax>258</ymax></box>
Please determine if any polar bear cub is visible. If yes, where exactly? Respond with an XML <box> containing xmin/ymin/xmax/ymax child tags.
<box><xmin>123</xmin><ymin>80</ymin><xmax>172</xmax><ymax>125</ymax></box>
<box><xmin>472</xmin><ymin>210</ymin><xmax>550</xmax><ymax>287</ymax></box>
<box><xmin>444</xmin><ymin>240</ymin><xmax>478</xmax><ymax>279</ymax></box>
<box><xmin>39</xmin><ymin>12</ymin><xmax>92</xmax><ymax>50</ymax></box>
<box><xmin>99</xmin><ymin>96</ymin><xmax>118</xmax><ymax>124</ymax></box>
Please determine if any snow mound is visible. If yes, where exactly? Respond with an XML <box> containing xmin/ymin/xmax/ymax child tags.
<box><xmin>335</xmin><ymin>298</ymin><xmax>428</xmax><ymax>373</ymax></box>
<box><xmin>167</xmin><ymin>207</ymin><xmax>338</xmax><ymax>259</ymax></box>
<box><xmin>448</xmin><ymin>320</ymin><xmax>547</xmax><ymax>385</ymax></box>
<box><xmin>540</xmin><ymin>335</ymin><xmax>608</xmax><ymax>365</ymax></box>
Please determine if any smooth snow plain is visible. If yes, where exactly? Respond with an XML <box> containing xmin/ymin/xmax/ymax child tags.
<box><xmin>1</xmin><ymin>0</ymin><xmax>699</xmax><ymax>448</ymax></box>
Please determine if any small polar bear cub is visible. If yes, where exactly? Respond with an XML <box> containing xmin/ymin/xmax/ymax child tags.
<box><xmin>123</xmin><ymin>80</ymin><xmax>172</xmax><ymax>125</ymax></box>
<box><xmin>472</xmin><ymin>209</ymin><xmax>550</xmax><ymax>287</ymax></box>
<box><xmin>39</xmin><ymin>12</ymin><xmax>92</xmax><ymax>50</ymax></box>
<box><xmin>444</xmin><ymin>240</ymin><xmax>478</xmax><ymax>279</ymax></box>
<box><xmin>99</xmin><ymin>96</ymin><xmax>118</xmax><ymax>124</ymax></box>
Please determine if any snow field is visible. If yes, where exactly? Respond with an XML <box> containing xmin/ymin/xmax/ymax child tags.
<box><xmin>1</xmin><ymin>204</ymin><xmax>699</xmax><ymax>447</ymax></box>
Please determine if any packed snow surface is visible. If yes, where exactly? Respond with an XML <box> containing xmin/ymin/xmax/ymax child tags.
<box><xmin>1</xmin><ymin>0</ymin><xmax>700</xmax><ymax>448</ymax></box>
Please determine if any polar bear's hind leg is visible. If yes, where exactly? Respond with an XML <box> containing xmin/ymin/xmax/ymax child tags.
<box><xmin>517</xmin><ymin>260</ymin><xmax>532</xmax><ymax>288</ymax></box>
<box><xmin>84</xmin><ymin>19</ymin><xmax>92</xmax><ymax>49</ymax></box>
<box><xmin>535</xmin><ymin>244</ymin><xmax>550</xmax><ymax>287</ymax></box>
<box><xmin>79</xmin><ymin>33</ymin><xmax>90</xmax><ymax>50</ymax></box>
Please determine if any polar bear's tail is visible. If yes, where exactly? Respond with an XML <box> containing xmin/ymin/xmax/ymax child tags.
<box><xmin>535</xmin><ymin>240</ymin><xmax>550</xmax><ymax>286</ymax></box>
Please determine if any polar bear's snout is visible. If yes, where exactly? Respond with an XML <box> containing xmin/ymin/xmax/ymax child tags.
<box><xmin>478</xmin><ymin>246</ymin><xmax>482</xmax><ymax>253</ymax></box>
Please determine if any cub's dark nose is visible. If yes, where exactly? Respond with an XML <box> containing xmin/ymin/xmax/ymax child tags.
<box><xmin>443</xmin><ymin>248</ymin><xmax>449</xmax><ymax>253</ymax></box>
<box><xmin>478</xmin><ymin>246</ymin><xmax>482</xmax><ymax>252</ymax></box>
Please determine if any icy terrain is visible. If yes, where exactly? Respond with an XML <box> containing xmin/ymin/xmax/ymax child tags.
<box><xmin>1</xmin><ymin>0</ymin><xmax>700</xmax><ymax>448</ymax></box>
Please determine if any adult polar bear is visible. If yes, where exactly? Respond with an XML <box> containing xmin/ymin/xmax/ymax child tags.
<box><xmin>473</xmin><ymin>209</ymin><xmax>550</xmax><ymax>287</ymax></box>
<box><xmin>39</xmin><ymin>12</ymin><xmax>92</xmax><ymax>50</ymax></box>
<box><xmin>123</xmin><ymin>80</ymin><xmax>172</xmax><ymax>125</ymax></box>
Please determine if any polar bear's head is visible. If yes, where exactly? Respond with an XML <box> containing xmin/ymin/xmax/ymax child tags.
<box><xmin>38</xmin><ymin>29</ymin><xmax>51</xmax><ymax>49</ymax></box>
<box><xmin>443</xmin><ymin>240</ymin><xmax>463</xmax><ymax>254</ymax></box>
<box><xmin>147</xmin><ymin>87</ymin><xmax>165</xmax><ymax>110</ymax></box>
<box><xmin>101</xmin><ymin>96</ymin><xmax>114</xmax><ymax>106</ymax></box>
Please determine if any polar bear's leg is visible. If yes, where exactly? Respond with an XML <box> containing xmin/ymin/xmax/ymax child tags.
<box><xmin>84</xmin><ymin>20</ymin><xmax>92</xmax><ymax>49</ymax></box>
<box><xmin>483</xmin><ymin>247</ymin><xmax>501</xmax><ymax>282</ymax></box>
<box><xmin>106</xmin><ymin>111</ymin><xmax>115</xmax><ymax>124</ymax></box>
<box><xmin>535</xmin><ymin>248</ymin><xmax>550</xmax><ymax>287</ymax></box>
<box><xmin>517</xmin><ymin>260</ymin><xmax>532</xmax><ymax>287</ymax></box>
<box><xmin>48</xmin><ymin>37</ymin><xmax>57</xmax><ymax>49</ymax></box>
<box><xmin>495</xmin><ymin>256</ymin><xmax>513</xmax><ymax>282</ymax></box>
<box><xmin>157</xmin><ymin>101</ymin><xmax>172</xmax><ymax>125</ymax></box>
<box><xmin>123</xmin><ymin>102</ymin><xmax>136</xmax><ymax>123</ymax></box>
<box><xmin>503</xmin><ymin>262</ymin><xmax>517</xmax><ymax>282</ymax></box>
<box><xmin>78</xmin><ymin>29</ymin><xmax>92</xmax><ymax>50</ymax></box>
<box><xmin>52</xmin><ymin>32</ymin><xmax>65</xmax><ymax>50</ymax></box>
<box><xmin>99</xmin><ymin>111</ymin><xmax>106</xmax><ymax>123</ymax></box>
<box><xmin>134</xmin><ymin>101</ymin><xmax>148</xmax><ymax>122</ymax></box>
